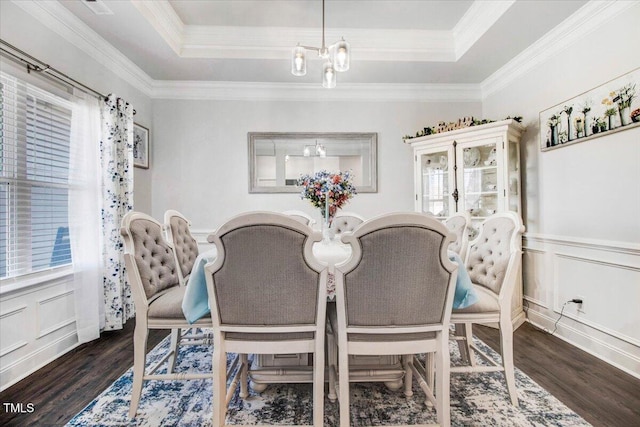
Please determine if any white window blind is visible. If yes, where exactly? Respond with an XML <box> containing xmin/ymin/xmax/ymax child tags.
<box><xmin>1</xmin><ymin>73</ymin><xmax>73</xmax><ymax>279</ymax></box>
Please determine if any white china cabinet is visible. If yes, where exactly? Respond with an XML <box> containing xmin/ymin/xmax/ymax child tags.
<box><xmin>406</xmin><ymin>118</ymin><xmax>526</xmax><ymax>328</ymax></box>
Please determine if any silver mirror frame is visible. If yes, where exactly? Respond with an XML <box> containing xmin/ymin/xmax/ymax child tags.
<box><xmin>248</xmin><ymin>132</ymin><xmax>377</xmax><ymax>193</ymax></box>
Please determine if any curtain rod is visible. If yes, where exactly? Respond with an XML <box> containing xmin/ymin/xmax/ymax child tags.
<box><xmin>0</xmin><ymin>39</ymin><xmax>136</xmax><ymax>115</ymax></box>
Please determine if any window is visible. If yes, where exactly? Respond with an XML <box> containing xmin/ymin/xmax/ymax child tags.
<box><xmin>0</xmin><ymin>73</ymin><xmax>73</xmax><ymax>280</ymax></box>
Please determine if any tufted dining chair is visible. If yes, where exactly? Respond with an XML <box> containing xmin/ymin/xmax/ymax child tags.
<box><xmin>450</xmin><ymin>211</ymin><xmax>525</xmax><ymax>406</ymax></box>
<box><xmin>329</xmin><ymin>211</ymin><xmax>365</xmax><ymax>234</ymax></box>
<box><xmin>120</xmin><ymin>212</ymin><xmax>213</xmax><ymax>418</ymax></box>
<box><xmin>444</xmin><ymin>212</ymin><xmax>470</xmax><ymax>261</ymax></box>
<box><xmin>164</xmin><ymin>210</ymin><xmax>199</xmax><ymax>286</ymax></box>
<box><xmin>328</xmin><ymin>213</ymin><xmax>458</xmax><ymax>427</ymax></box>
<box><xmin>282</xmin><ymin>210</ymin><xmax>316</xmax><ymax>227</ymax></box>
<box><xmin>205</xmin><ymin>212</ymin><xmax>327</xmax><ymax>427</ymax></box>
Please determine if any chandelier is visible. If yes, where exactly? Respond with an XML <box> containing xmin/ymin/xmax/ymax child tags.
<box><xmin>303</xmin><ymin>141</ymin><xmax>326</xmax><ymax>157</ymax></box>
<box><xmin>291</xmin><ymin>0</ymin><xmax>350</xmax><ymax>88</ymax></box>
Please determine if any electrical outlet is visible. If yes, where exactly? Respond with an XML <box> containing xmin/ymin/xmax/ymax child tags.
<box><xmin>576</xmin><ymin>295</ymin><xmax>585</xmax><ymax>313</ymax></box>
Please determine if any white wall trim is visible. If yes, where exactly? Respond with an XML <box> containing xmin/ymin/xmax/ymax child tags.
<box><xmin>11</xmin><ymin>0</ymin><xmax>154</xmax><ymax>97</ymax></box>
<box><xmin>523</xmin><ymin>295</ymin><xmax>548</xmax><ymax>310</ymax></box>
<box><xmin>481</xmin><ymin>0</ymin><xmax>639</xmax><ymax>99</ymax></box>
<box><xmin>525</xmin><ymin>314</ymin><xmax>640</xmax><ymax>380</ymax></box>
<box><xmin>0</xmin><ymin>305</ymin><xmax>28</xmax><ymax>357</ymax></box>
<box><xmin>551</xmin><ymin>252</ymin><xmax>640</xmax><ymax>348</ymax></box>
<box><xmin>0</xmin><ymin>331</ymin><xmax>79</xmax><ymax>392</ymax></box>
<box><xmin>36</xmin><ymin>290</ymin><xmax>76</xmax><ymax>339</ymax></box>
<box><xmin>131</xmin><ymin>0</ymin><xmax>515</xmax><ymax>63</ymax></box>
<box><xmin>524</xmin><ymin>232</ymin><xmax>640</xmax><ymax>255</ymax></box>
<box><xmin>453</xmin><ymin>0</ymin><xmax>515</xmax><ymax>59</ymax></box>
<box><xmin>150</xmin><ymin>80</ymin><xmax>482</xmax><ymax>102</ymax></box>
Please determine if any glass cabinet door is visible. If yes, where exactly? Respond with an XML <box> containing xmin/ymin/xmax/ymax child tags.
<box><xmin>456</xmin><ymin>137</ymin><xmax>501</xmax><ymax>226</ymax></box>
<box><xmin>417</xmin><ymin>148</ymin><xmax>454</xmax><ymax>218</ymax></box>
<box><xmin>507</xmin><ymin>139</ymin><xmax>521</xmax><ymax>213</ymax></box>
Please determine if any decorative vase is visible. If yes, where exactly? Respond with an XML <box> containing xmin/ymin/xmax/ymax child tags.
<box><xmin>583</xmin><ymin>116</ymin><xmax>589</xmax><ymax>137</ymax></box>
<box><xmin>608</xmin><ymin>114</ymin><xmax>615</xmax><ymax>130</ymax></box>
<box><xmin>550</xmin><ymin>125</ymin><xmax>558</xmax><ymax>146</ymax></box>
<box><xmin>566</xmin><ymin>115</ymin><xmax>572</xmax><ymax>141</ymax></box>
<box><xmin>320</xmin><ymin>208</ymin><xmax>335</xmax><ymax>243</ymax></box>
<box><xmin>619</xmin><ymin>106</ymin><xmax>630</xmax><ymax>126</ymax></box>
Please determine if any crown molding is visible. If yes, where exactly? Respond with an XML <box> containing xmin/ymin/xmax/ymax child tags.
<box><xmin>150</xmin><ymin>81</ymin><xmax>482</xmax><ymax>102</ymax></box>
<box><xmin>131</xmin><ymin>0</ymin><xmax>513</xmax><ymax>63</ymax></box>
<box><xmin>11</xmin><ymin>0</ymin><xmax>154</xmax><ymax>97</ymax></box>
<box><xmin>481</xmin><ymin>0</ymin><xmax>639</xmax><ymax>99</ymax></box>
<box><xmin>130</xmin><ymin>0</ymin><xmax>183</xmax><ymax>55</ymax></box>
<box><xmin>453</xmin><ymin>0</ymin><xmax>515</xmax><ymax>59</ymax></box>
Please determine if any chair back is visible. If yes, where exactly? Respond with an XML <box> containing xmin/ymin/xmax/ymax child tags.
<box><xmin>444</xmin><ymin>212</ymin><xmax>469</xmax><ymax>260</ymax></box>
<box><xmin>164</xmin><ymin>210</ymin><xmax>199</xmax><ymax>285</ymax></box>
<box><xmin>337</xmin><ymin>213</ymin><xmax>457</xmax><ymax>329</ymax></box>
<box><xmin>466</xmin><ymin>212</ymin><xmax>525</xmax><ymax>297</ymax></box>
<box><xmin>330</xmin><ymin>211</ymin><xmax>365</xmax><ymax>234</ymax></box>
<box><xmin>121</xmin><ymin>212</ymin><xmax>180</xmax><ymax>303</ymax></box>
<box><xmin>282</xmin><ymin>210</ymin><xmax>316</xmax><ymax>227</ymax></box>
<box><xmin>206</xmin><ymin>212</ymin><xmax>325</xmax><ymax>327</ymax></box>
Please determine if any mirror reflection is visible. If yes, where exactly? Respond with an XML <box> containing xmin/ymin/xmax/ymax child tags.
<box><xmin>248</xmin><ymin>132</ymin><xmax>377</xmax><ymax>193</ymax></box>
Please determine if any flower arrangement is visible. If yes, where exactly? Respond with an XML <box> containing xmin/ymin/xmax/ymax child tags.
<box><xmin>612</xmin><ymin>83</ymin><xmax>636</xmax><ymax>109</ymax></box>
<box><xmin>297</xmin><ymin>170</ymin><xmax>356</xmax><ymax>222</ymax></box>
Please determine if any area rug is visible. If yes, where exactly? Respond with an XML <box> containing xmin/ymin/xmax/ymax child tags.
<box><xmin>66</xmin><ymin>335</ymin><xmax>590</xmax><ymax>426</ymax></box>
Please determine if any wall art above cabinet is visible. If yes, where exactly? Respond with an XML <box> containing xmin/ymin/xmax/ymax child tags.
<box><xmin>540</xmin><ymin>68</ymin><xmax>639</xmax><ymax>151</ymax></box>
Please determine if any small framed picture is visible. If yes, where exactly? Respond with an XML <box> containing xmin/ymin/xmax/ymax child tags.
<box><xmin>133</xmin><ymin>123</ymin><xmax>150</xmax><ymax>169</ymax></box>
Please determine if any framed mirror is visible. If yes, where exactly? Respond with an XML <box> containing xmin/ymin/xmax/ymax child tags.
<box><xmin>248</xmin><ymin>132</ymin><xmax>377</xmax><ymax>193</ymax></box>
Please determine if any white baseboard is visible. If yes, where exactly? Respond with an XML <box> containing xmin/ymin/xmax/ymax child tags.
<box><xmin>0</xmin><ymin>331</ymin><xmax>79</xmax><ymax>392</ymax></box>
<box><xmin>525</xmin><ymin>310</ymin><xmax>640</xmax><ymax>380</ymax></box>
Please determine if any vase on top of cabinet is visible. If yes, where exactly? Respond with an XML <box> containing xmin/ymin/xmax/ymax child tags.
<box><xmin>405</xmin><ymin>118</ymin><xmax>526</xmax><ymax>328</ymax></box>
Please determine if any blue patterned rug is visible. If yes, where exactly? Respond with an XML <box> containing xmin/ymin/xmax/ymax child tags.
<box><xmin>67</xmin><ymin>334</ymin><xmax>590</xmax><ymax>426</ymax></box>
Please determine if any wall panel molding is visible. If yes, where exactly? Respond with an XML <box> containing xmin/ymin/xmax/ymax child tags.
<box><xmin>0</xmin><ymin>305</ymin><xmax>28</xmax><ymax>357</ymax></box>
<box><xmin>36</xmin><ymin>290</ymin><xmax>75</xmax><ymax>339</ymax></box>
<box><xmin>524</xmin><ymin>232</ymin><xmax>640</xmax><ymax>255</ymax></box>
<box><xmin>551</xmin><ymin>252</ymin><xmax>640</xmax><ymax>348</ymax></box>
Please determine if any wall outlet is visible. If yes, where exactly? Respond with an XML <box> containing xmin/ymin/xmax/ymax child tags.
<box><xmin>576</xmin><ymin>295</ymin><xmax>585</xmax><ymax>313</ymax></box>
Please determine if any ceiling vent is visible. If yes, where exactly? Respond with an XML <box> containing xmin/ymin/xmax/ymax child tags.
<box><xmin>82</xmin><ymin>0</ymin><xmax>114</xmax><ymax>15</ymax></box>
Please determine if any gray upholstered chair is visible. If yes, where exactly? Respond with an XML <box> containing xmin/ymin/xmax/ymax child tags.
<box><xmin>164</xmin><ymin>210</ymin><xmax>199</xmax><ymax>286</ymax></box>
<box><xmin>444</xmin><ymin>212</ymin><xmax>470</xmax><ymax>261</ymax></box>
<box><xmin>328</xmin><ymin>213</ymin><xmax>458</xmax><ymax>427</ymax></box>
<box><xmin>329</xmin><ymin>211</ymin><xmax>365</xmax><ymax>234</ymax></box>
<box><xmin>450</xmin><ymin>211</ymin><xmax>525</xmax><ymax>406</ymax></box>
<box><xmin>205</xmin><ymin>212</ymin><xmax>327</xmax><ymax>427</ymax></box>
<box><xmin>282</xmin><ymin>210</ymin><xmax>316</xmax><ymax>227</ymax></box>
<box><xmin>120</xmin><ymin>212</ymin><xmax>213</xmax><ymax>418</ymax></box>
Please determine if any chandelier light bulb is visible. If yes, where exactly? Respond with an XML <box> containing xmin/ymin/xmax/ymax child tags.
<box><xmin>333</xmin><ymin>38</ymin><xmax>350</xmax><ymax>72</ymax></box>
<box><xmin>303</xmin><ymin>146</ymin><xmax>311</xmax><ymax>157</ymax></box>
<box><xmin>291</xmin><ymin>45</ymin><xmax>306</xmax><ymax>76</ymax></box>
<box><xmin>322</xmin><ymin>62</ymin><xmax>336</xmax><ymax>89</ymax></box>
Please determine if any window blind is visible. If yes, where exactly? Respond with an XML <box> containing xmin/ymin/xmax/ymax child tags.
<box><xmin>0</xmin><ymin>73</ymin><xmax>73</xmax><ymax>279</ymax></box>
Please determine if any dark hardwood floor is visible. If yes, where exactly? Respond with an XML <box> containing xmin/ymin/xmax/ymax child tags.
<box><xmin>0</xmin><ymin>320</ymin><xmax>168</xmax><ymax>427</ymax></box>
<box><xmin>1</xmin><ymin>321</ymin><xmax>639</xmax><ymax>426</ymax></box>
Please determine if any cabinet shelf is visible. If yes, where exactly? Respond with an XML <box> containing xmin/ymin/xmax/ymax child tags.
<box><xmin>463</xmin><ymin>165</ymin><xmax>498</xmax><ymax>172</ymax></box>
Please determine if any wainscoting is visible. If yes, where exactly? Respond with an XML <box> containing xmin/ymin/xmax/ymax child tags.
<box><xmin>522</xmin><ymin>233</ymin><xmax>640</xmax><ymax>378</ymax></box>
<box><xmin>0</xmin><ymin>270</ymin><xmax>79</xmax><ymax>391</ymax></box>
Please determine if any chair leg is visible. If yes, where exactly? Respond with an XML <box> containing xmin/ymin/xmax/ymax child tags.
<box><xmin>212</xmin><ymin>332</ymin><xmax>227</xmax><ymax>427</ymax></box>
<box><xmin>338</xmin><ymin>344</ymin><xmax>350</xmax><ymax>427</ymax></box>
<box><xmin>313</xmin><ymin>338</ymin><xmax>325</xmax><ymax>427</ymax></box>
<box><xmin>499</xmin><ymin>317</ymin><xmax>518</xmax><ymax>406</ymax></box>
<box><xmin>327</xmin><ymin>331</ymin><xmax>338</xmax><ymax>402</ymax></box>
<box><xmin>239</xmin><ymin>353</ymin><xmax>249</xmax><ymax>399</ymax></box>
<box><xmin>168</xmin><ymin>328</ymin><xmax>181</xmax><ymax>373</ymax></box>
<box><xmin>435</xmin><ymin>334</ymin><xmax>451</xmax><ymax>427</ymax></box>
<box><xmin>129</xmin><ymin>320</ymin><xmax>148</xmax><ymax>418</ymax></box>
<box><xmin>402</xmin><ymin>354</ymin><xmax>414</xmax><ymax>397</ymax></box>
<box><xmin>454</xmin><ymin>323</ymin><xmax>469</xmax><ymax>364</ymax></box>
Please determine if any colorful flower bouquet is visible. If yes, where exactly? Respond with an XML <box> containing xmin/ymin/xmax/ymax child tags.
<box><xmin>297</xmin><ymin>170</ymin><xmax>356</xmax><ymax>224</ymax></box>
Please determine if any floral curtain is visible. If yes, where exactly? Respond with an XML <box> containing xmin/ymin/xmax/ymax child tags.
<box><xmin>100</xmin><ymin>94</ymin><xmax>135</xmax><ymax>330</ymax></box>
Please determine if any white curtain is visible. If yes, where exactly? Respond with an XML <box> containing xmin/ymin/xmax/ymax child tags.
<box><xmin>100</xmin><ymin>94</ymin><xmax>135</xmax><ymax>331</ymax></box>
<box><xmin>69</xmin><ymin>94</ymin><xmax>104</xmax><ymax>344</ymax></box>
